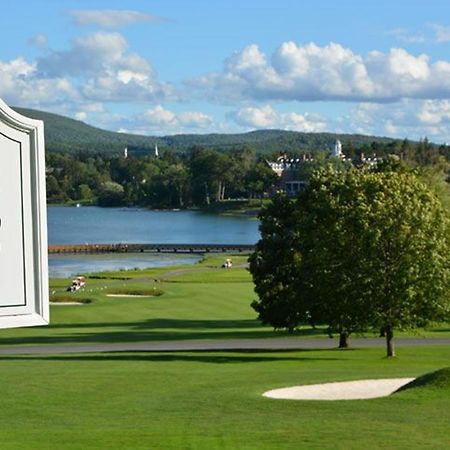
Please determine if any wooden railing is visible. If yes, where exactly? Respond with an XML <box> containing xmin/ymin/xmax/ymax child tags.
<box><xmin>48</xmin><ymin>243</ymin><xmax>255</xmax><ymax>254</ymax></box>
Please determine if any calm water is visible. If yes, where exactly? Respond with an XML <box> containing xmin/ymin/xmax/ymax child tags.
<box><xmin>49</xmin><ymin>253</ymin><xmax>201</xmax><ymax>278</ymax></box>
<box><xmin>48</xmin><ymin>206</ymin><xmax>259</xmax><ymax>245</ymax></box>
<box><xmin>47</xmin><ymin>206</ymin><xmax>259</xmax><ymax>277</ymax></box>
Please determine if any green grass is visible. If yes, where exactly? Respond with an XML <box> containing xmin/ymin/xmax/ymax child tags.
<box><xmin>202</xmin><ymin>199</ymin><xmax>268</xmax><ymax>217</ymax></box>
<box><xmin>1</xmin><ymin>254</ymin><xmax>448</xmax><ymax>348</ymax></box>
<box><xmin>0</xmin><ymin>255</ymin><xmax>449</xmax><ymax>448</ymax></box>
<box><xmin>0</xmin><ymin>347</ymin><xmax>449</xmax><ymax>449</ymax></box>
<box><xmin>396</xmin><ymin>367</ymin><xmax>450</xmax><ymax>393</ymax></box>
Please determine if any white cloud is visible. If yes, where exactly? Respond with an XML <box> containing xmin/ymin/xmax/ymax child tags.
<box><xmin>0</xmin><ymin>57</ymin><xmax>79</xmax><ymax>106</ymax></box>
<box><xmin>38</xmin><ymin>32</ymin><xmax>144</xmax><ymax>76</ymax></box>
<box><xmin>83</xmin><ymin>102</ymin><xmax>105</xmax><ymax>113</ymax></box>
<box><xmin>385</xmin><ymin>28</ymin><xmax>426</xmax><ymax>44</ymax></box>
<box><xmin>417</xmin><ymin>99</ymin><xmax>450</xmax><ymax>125</ymax></box>
<box><xmin>387</xmin><ymin>23</ymin><xmax>450</xmax><ymax>45</ymax></box>
<box><xmin>0</xmin><ymin>30</ymin><xmax>175</xmax><ymax>115</ymax></box>
<box><xmin>95</xmin><ymin>106</ymin><xmax>227</xmax><ymax>136</ymax></box>
<box><xmin>37</xmin><ymin>32</ymin><xmax>175</xmax><ymax>102</ymax></box>
<box><xmin>68</xmin><ymin>10</ymin><xmax>164</xmax><ymax>28</ymax></box>
<box><xmin>231</xmin><ymin>105</ymin><xmax>327</xmax><ymax>132</ymax></box>
<box><xmin>28</xmin><ymin>34</ymin><xmax>48</xmax><ymax>47</ymax></box>
<box><xmin>144</xmin><ymin>105</ymin><xmax>176</xmax><ymax>125</ymax></box>
<box><xmin>72</xmin><ymin>102</ymin><xmax>106</xmax><ymax>122</ymax></box>
<box><xmin>431</xmin><ymin>24</ymin><xmax>450</xmax><ymax>43</ymax></box>
<box><xmin>345</xmin><ymin>100</ymin><xmax>450</xmax><ymax>142</ymax></box>
<box><xmin>189</xmin><ymin>41</ymin><xmax>450</xmax><ymax>103</ymax></box>
<box><xmin>144</xmin><ymin>105</ymin><xmax>212</xmax><ymax>132</ymax></box>
<box><xmin>75</xmin><ymin>111</ymin><xmax>87</xmax><ymax>121</ymax></box>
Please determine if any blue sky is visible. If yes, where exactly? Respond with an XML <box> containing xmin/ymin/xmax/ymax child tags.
<box><xmin>1</xmin><ymin>0</ymin><xmax>450</xmax><ymax>141</ymax></box>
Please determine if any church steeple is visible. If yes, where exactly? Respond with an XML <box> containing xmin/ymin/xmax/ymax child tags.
<box><xmin>332</xmin><ymin>139</ymin><xmax>344</xmax><ymax>158</ymax></box>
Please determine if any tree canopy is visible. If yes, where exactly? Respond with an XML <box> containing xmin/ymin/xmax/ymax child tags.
<box><xmin>250</xmin><ymin>167</ymin><xmax>450</xmax><ymax>356</ymax></box>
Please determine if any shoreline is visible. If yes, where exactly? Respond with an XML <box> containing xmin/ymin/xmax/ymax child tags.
<box><xmin>47</xmin><ymin>200</ymin><xmax>263</xmax><ymax>217</ymax></box>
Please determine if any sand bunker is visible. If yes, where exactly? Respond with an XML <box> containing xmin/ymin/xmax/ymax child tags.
<box><xmin>106</xmin><ymin>294</ymin><xmax>152</xmax><ymax>298</ymax></box>
<box><xmin>50</xmin><ymin>302</ymin><xmax>85</xmax><ymax>306</ymax></box>
<box><xmin>263</xmin><ymin>378</ymin><xmax>415</xmax><ymax>400</ymax></box>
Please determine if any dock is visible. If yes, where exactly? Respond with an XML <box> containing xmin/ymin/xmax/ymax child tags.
<box><xmin>48</xmin><ymin>243</ymin><xmax>256</xmax><ymax>255</ymax></box>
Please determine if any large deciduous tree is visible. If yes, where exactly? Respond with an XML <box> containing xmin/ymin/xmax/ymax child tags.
<box><xmin>250</xmin><ymin>167</ymin><xmax>450</xmax><ymax>356</ymax></box>
<box><xmin>249</xmin><ymin>195</ymin><xmax>309</xmax><ymax>332</ymax></box>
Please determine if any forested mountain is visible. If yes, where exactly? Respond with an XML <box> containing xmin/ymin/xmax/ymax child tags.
<box><xmin>13</xmin><ymin>107</ymin><xmax>159</xmax><ymax>154</ymax></box>
<box><xmin>14</xmin><ymin>106</ymin><xmax>403</xmax><ymax>155</ymax></box>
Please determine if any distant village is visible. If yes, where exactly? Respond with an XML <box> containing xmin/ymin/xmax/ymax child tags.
<box><xmin>122</xmin><ymin>139</ymin><xmax>383</xmax><ymax>197</ymax></box>
<box><xmin>46</xmin><ymin>135</ymin><xmax>445</xmax><ymax>208</ymax></box>
<box><xmin>266</xmin><ymin>140</ymin><xmax>381</xmax><ymax>195</ymax></box>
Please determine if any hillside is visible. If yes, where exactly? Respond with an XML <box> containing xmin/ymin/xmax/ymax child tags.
<box><xmin>13</xmin><ymin>107</ymin><xmax>159</xmax><ymax>154</ymax></box>
<box><xmin>14</xmin><ymin>106</ymin><xmax>401</xmax><ymax>155</ymax></box>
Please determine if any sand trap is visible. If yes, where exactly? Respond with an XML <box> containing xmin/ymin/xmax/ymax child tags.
<box><xmin>107</xmin><ymin>294</ymin><xmax>153</xmax><ymax>298</ymax></box>
<box><xmin>263</xmin><ymin>378</ymin><xmax>415</xmax><ymax>400</ymax></box>
<box><xmin>50</xmin><ymin>302</ymin><xmax>85</xmax><ymax>306</ymax></box>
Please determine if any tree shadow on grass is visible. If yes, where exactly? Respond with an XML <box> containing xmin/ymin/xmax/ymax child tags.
<box><xmin>426</xmin><ymin>327</ymin><xmax>450</xmax><ymax>333</ymax></box>
<box><xmin>45</xmin><ymin>318</ymin><xmax>265</xmax><ymax>330</ymax></box>
<box><xmin>0</xmin><ymin>318</ymin><xmax>327</xmax><ymax>347</ymax></box>
<box><xmin>0</xmin><ymin>349</ymin><xmax>342</xmax><ymax>364</ymax></box>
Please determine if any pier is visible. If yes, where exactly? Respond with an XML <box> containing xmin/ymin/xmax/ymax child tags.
<box><xmin>48</xmin><ymin>243</ymin><xmax>256</xmax><ymax>254</ymax></box>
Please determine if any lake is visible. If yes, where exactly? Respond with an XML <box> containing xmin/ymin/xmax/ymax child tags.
<box><xmin>48</xmin><ymin>206</ymin><xmax>259</xmax><ymax>245</ymax></box>
<box><xmin>47</xmin><ymin>206</ymin><xmax>260</xmax><ymax>277</ymax></box>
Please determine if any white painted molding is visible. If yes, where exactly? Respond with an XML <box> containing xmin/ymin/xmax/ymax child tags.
<box><xmin>0</xmin><ymin>99</ymin><xmax>49</xmax><ymax>329</ymax></box>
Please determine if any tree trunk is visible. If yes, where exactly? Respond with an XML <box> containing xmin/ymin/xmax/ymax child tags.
<box><xmin>386</xmin><ymin>326</ymin><xmax>395</xmax><ymax>357</ymax></box>
<box><xmin>216</xmin><ymin>181</ymin><xmax>222</xmax><ymax>202</ymax></box>
<box><xmin>221</xmin><ymin>183</ymin><xmax>226</xmax><ymax>201</ymax></box>
<box><xmin>338</xmin><ymin>332</ymin><xmax>349</xmax><ymax>348</ymax></box>
<box><xmin>204</xmin><ymin>182</ymin><xmax>210</xmax><ymax>205</ymax></box>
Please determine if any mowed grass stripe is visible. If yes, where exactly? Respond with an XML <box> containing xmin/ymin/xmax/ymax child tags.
<box><xmin>0</xmin><ymin>346</ymin><xmax>449</xmax><ymax>449</ymax></box>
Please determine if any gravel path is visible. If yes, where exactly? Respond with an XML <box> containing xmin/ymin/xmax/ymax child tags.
<box><xmin>0</xmin><ymin>337</ymin><xmax>448</xmax><ymax>355</ymax></box>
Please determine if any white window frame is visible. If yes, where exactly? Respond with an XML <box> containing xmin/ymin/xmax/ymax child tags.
<box><xmin>0</xmin><ymin>99</ymin><xmax>49</xmax><ymax>329</ymax></box>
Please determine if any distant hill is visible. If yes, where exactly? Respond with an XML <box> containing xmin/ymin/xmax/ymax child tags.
<box><xmin>13</xmin><ymin>107</ymin><xmax>159</xmax><ymax>154</ymax></box>
<box><xmin>14</xmin><ymin>106</ymin><xmax>402</xmax><ymax>155</ymax></box>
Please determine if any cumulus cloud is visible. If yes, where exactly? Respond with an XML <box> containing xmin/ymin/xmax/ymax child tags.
<box><xmin>37</xmin><ymin>32</ymin><xmax>175</xmax><ymax>102</ymax></box>
<box><xmin>95</xmin><ymin>105</ymin><xmax>215</xmax><ymax>135</ymax></box>
<box><xmin>68</xmin><ymin>10</ymin><xmax>164</xmax><ymax>28</ymax></box>
<box><xmin>189</xmin><ymin>41</ymin><xmax>450</xmax><ymax>103</ymax></box>
<box><xmin>345</xmin><ymin>100</ymin><xmax>450</xmax><ymax>141</ymax></box>
<box><xmin>0</xmin><ymin>30</ymin><xmax>175</xmax><ymax>116</ymax></box>
<box><xmin>37</xmin><ymin>32</ymin><xmax>128</xmax><ymax>77</ymax></box>
<box><xmin>231</xmin><ymin>105</ymin><xmax>327</xmax><ymax>132</ymax></box>
<box><xmin>0</xmin><ymin>57</ymin><xmax>78</xmax><ymax>106</ymax></box>
<box><xmin>142</xmin><ymin>105</ymin><xmax>212</xmax><ymax>133</ymax></box>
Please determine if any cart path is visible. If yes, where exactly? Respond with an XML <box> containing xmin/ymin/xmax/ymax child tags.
<box><xmin>0</xmin><ymin>337</ymin><xmax>449</xmax><ymax>355</ymax></box>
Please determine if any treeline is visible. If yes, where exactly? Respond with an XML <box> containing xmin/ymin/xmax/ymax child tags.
<box><xmin>46</xmin><ymin>146</ymin><xmax>277</xmax><ymax>208</ymax></box>
<box><xmin>16</xmin><ymin>107</ymin><xmax>420</xmax><ymax>155</ymax></box>
<box><xmin>340</xmin><ymin>136</ymin><xmax>450</xmax><ymax>164</ymax></box>
<box><xmin>45</xmin><ymin>138</ymin><xmax>450</xmax><ymax>209</ymax></box>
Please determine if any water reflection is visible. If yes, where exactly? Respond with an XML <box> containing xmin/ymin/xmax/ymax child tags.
<box><xmin>49</xmin><ymin>253</ymin><xmax>201</xmax><ymax>278</ymax></box>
